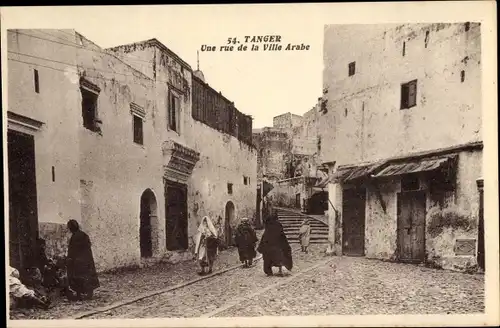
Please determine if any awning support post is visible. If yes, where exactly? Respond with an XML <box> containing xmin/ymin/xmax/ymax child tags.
<box><xmin>372</xmin><ymin>180</ymin><xmax>387</xmax><ymax>213</ymax></box>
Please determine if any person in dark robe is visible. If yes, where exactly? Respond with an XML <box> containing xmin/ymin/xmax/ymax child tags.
<box><xmin>66</xmin><ymin>219</ymin><xmax>100</xmax><ymax>301</ymax></box>
<box><xmin>234</xmin><ymin>218</ymin><xmax>258</xmax><ymax>268</ymax></box>
<box><xmin>257</xmin><ymin>208</ymin><xmax>293</xmax><ymax>276</ymax></box>
<box><xmin>262</xmin><ymin>197</ymin><xmax>273</xmax><ymax>226</ymax></box>
<box><xmin>33</xmin><ymin>238</ymin><xmax>59</xmax><ymax>292</ymax></box>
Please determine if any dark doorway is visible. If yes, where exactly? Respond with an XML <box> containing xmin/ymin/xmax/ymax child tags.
<box><xmin>140</xmin><ymin>189</ymin><xmax>157</xmax><ymax>258</ymax></box>
<box><xmin>225</xmin><ymin>201</ymin><xmax>235</xmax><ymax>247</ymax></box>
<box><xmin>8</xmin><ymin>130</ymin><xmax>39</xmax><ymax>270</ymax></box>
<box><xmin>477</xmin><ymin>179</ymin><xmax>485</xmax><ymax>271</ymax></box>
<box><xmin>165</xmin><ymin>180</ymin><xmax>188</xmax><ymax>251</ymax></box>
<box><xmin>342</xmin><ymin>187</ymin><xmax>366</xmax><ymax>256</ymax></box>
<box><xmin>256</xmin><ymin>186</ymin><xmax>262</xmax><ymax>228</ymax></box>
<box><xmin>295</xmin><ymin>193</ymin><xmax>301</xmax><ymax>209</ymax></box>
<box><xmin>397</xmin><ymin>190</ymin><xmax>426</xmax><ymax>263</ymax></box>
<box><xmin>308</xmin><ymin>191</ymin><xmax>328</xmax><ymax>215</ymax></box>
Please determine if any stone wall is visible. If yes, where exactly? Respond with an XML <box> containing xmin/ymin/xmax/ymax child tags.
<box><xmin>253</xmin><ymin>127</ymin><xmax>291</xmax><ymax>182</ymax></box>
<box><xmin>321</xmin><ymin>23</ymin><xmax>482</xmax><ymax>166</ymax></box>
<box><xmin>7</xmin><ymin>29</ymin><xmax>83</xmax><ymax>234</ymax></box>
<box><xmin>361</xmin><ymin>150</ymin><xmax>482</xmax><ymax>271</ymax></box>
<box><xmin>7</xmin><ymin>30</ymin><xmax>257</xmax><ymax>272</ymax></box>
<box><xmin>75</xmin><ymin>32</ymin><xmax>164</xmax><ymax>271</ymax></box>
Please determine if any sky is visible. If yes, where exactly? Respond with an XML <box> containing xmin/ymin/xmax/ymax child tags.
<box><xmin>3</xmin><ymin>5</ymin><xmax>325</xmax><ymax>129</ymax></box>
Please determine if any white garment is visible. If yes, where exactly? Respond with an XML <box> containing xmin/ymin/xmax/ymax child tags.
<box><xmin>9</xmin><ymin>266</ymin><xmax>35</xmax><ymax>298</ymax></box>
<box><xmin>194</xmin><ymin>216</ymin><xmax>218</xmax><ymax>260</ymax></box>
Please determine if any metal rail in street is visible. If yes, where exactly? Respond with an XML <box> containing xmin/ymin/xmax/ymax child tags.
<box><xmin>72</xmin><ymin>247</ymin><xmax>303</xmax><ymax>319</ymax></box>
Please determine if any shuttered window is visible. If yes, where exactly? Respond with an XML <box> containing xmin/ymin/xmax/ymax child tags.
<box><xmin>401</xmin><ymin>79</ymin><xmax>418</xmax><ymax>109</ymax></box>
<box><xmin>168</xmin><ymin>90</ymin><xmax>179</xmax><ymax>132</ymax></box>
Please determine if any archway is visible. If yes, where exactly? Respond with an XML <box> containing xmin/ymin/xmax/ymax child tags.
<box><xmin>224</xmin><ymin>201</ymin><xmax>235</xmax><ymax>247</ymax></box>
<box><xmin>140</xmin><ymin>189</ymin><xmax>157</xmax><ymax>258</ymax></box>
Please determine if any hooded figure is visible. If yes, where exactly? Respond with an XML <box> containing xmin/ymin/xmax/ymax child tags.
<box><xmin>257</xmin><ymin>208</ymin><xmax>293</xmax><ymax>276</ymax></box>
<box><xmin>234</xmin><ymin>218</ymin><xmax>258</xmax><ymax>268</ymax></box>
<box><xmin>194</xmin><ymin>216</ymin><xmax>219</xmax><ymax>275</ymax></box>
<box><xmin>298</xmin><ymin>218</ymin><xmax>312</xmax><ymax>253</ymax></box>
<box><xmin>66</xmin><ymin>219</ymin><xmax>100</xmax><ymax>301</ymax></box>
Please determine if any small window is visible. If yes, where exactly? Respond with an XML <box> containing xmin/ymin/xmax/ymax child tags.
<box><xmin>402</xmin><ymin>42</ymin><xmax>406</xmax><ymax>56</ymax></box>
<box><xmin>348</xmin><ymin>62</ymin><xmax>356</xmax><ymax>76</ymax></box>
<box><xmin>401</xmin><ymin>174</ymin><xmax>420</xmax><ymax>191</ymax></box>
<box><xmin>34</xmin><ymin>69</ymin><xmax>40</xmax><ymax>93</ymax></box>
<box><xmin>243</xmin><ymin>176</ymin><xmax>248</xmax><ymax>185</ymax></box>
<box><xmin>80</xmin><ymin>81</ymin><xmax>101</xmax><ymax>132</ymax></box>
<box><xmin>400</xmin><ymin>79</ymin><xmax>418</xmax><ymax>109</ymax></box>
<box><xmin>227</xmin><ymin>183</ymin><xmax>233</xmax><ymax>195</ymax></box>
<box><xmin>461</xmin><ymin>70</ymin><xmax>466</xmax><ymax>83</ymax></box>
<box><xmin>133</xmin><ymin>115</ymin><xmax>144</xmax><ymax>145</ymax></box>
<box><xmin>168</xmin><ymin>90</ymin><xmax>180</xmax><ymax>132</ymax></box>
<box><xmin>51</xmin><ymin>166</ymin><xmax>55</xmax><ymax>182</ymax></box>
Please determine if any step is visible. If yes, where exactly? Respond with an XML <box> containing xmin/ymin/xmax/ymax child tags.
<box><xmin>282</xmin><ymin>227</ymin><xmax>328</xmax><ymax>231</ymax></box>
<box><xmin>285</xmin><ymin>233</ymin><xmax>329</xmax><ymax>238</ymax></box>
<box><xmin>284</xmin><ymin>229</ymin><xmax>329</xmax><ymax>233</ymax></box>
<box><xmin>288</xmin><ymin>240</ymin><xmax>328</xmax><ymax>244</ymax></box>
<box><xmin>280</xmin><ymin>223</ymin><xmax>327</xmax><ymax>228</ymax></box>
<box><xmin>279</xmin><ymin>220</ymin><xmax>326</xmax><ymax>225</ymax></box>
<box><xmin>286</xmin><ymin>238</ymin><xmax>329</xmax><ymax>243</ymax></box>
<box><xmin>285</xmin><ymin>235</ymin><xmax>329</xmax><ymax>240</ymax></box>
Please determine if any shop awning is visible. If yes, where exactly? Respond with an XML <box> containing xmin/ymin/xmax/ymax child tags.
<box><xmin>373</xmin><ymin>155</ymin><xmax>457</xmax><ymax>178</ymax></box>
<box><xmin>314</xmin><ymin>162</ymin><xmax>380</xmax><ymax>188</ymax></box>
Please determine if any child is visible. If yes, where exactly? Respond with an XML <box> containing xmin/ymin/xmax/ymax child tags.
<box><xmin>298</xmin><ymin>219</ymin><xmax>311</xmax><ymax>253</ymax></box>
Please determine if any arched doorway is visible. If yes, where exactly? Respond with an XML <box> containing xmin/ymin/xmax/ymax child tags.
<box><xmin>140</xmin><ymin>189</ymin><xmax>157</xmax><ymax>258</ymax></box>
<box><xmin>224</xmin><ymin>201</ymin><xmax>235</xmax><ymax>247</ymax></box>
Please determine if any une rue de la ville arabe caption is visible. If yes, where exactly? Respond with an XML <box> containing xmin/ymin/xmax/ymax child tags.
<box><xmin>200</xmin><ymin>35</ymin><xmax>311</xmax><ymax>52</ymax></box>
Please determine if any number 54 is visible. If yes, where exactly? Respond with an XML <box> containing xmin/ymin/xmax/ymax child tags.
<box><xmin>227</xmin><ymin>37</ymin><xmax>237</xmax><ymax>44</ymax></box>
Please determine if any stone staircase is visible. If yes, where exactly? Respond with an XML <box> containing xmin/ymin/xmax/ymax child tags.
<box><xmin>277</xmin><ymin>208</ymin><xmax>329</xmax><ymax>244</ymax></box>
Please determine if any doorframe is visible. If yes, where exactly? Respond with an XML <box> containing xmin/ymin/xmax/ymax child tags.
<box><xmin>164</xmin><ymin>179</ymin><xmax>188</xmax><ymax>251</ymax></box>
<box><xmin>224</xmin><ymin>200</ymin><xmax>236</xmax><ymax>247</ymax></box>
<box><xmin>341</xmin><ymin>185</ymin><xmax>366</xmax><ymax>257</ymax></box>
<box><xmin>476</xmin><ymin>178</ymin><xmax>485</xmax><ymax>271</ymax></box>
<box><xmin>7</xmin><ymin>128</ymin><xmax>40</xmax><ymax>270</ymax></box>
<box><xmin>396</xmin><ymin>189</ymin><xmax>427</xmax><ymax>263</ymax></box>
<box><xmin>139</xmin><ymin>188</ymin><xmax>157</xmax><ymax>258</ymax></box>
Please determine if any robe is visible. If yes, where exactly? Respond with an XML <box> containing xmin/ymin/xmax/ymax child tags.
<box><xmin>234</xmin><ymin>222</ymin><xmax>258</xmax><ymax>262</ymax></box>
<box><xmin>67</xmin><ymin>230</ymin><xmax>100</xmax><ymax>294</ymax></box>
<box><xmin>257</xmin><ymin>215</ymin><xmax>293</xmax><ymax>274</ymax></box>
<box><xmin>194</xmin><ymin>216</ymin><xmax>219</xmax><ymax>268</ymax></box>
<box><xmin>298</xmin><ymin>222</ymin><xmax>311</xmax><ymax>247</ymax></box>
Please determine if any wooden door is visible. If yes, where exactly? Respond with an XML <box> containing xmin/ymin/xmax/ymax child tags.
<box><xmin>397</xmin><ymin>190</ymin><xmax>426</xmax><ymax>262</ymax></box>
<box><xmin>165</xmin><ymin>180</ymin><xmax>188</xmax><ymax>251</ymax></box>
<box><xmin>8</xmin><ymin>130</ymin><xmax>39</xmax><ymax>270</ymax></box>
<box><xmin>477</xmin><ymin>180</ymin><xmax>485</xmax><ymax>271</ymax></box>
<box><xmin>256</xmin><ymin>187</ymin><xmax>261</xmax><ymax>228</ymax></box>
<box><xmin>140</xmin><ymin>191</ymin><xmax>153</xmax><ymax>258</ymax></box>
<box><xmin>342</xmin><ymin>187</ymin><xmax>366</xmax><ymax>256</ymax></box>
<box><xmin>224</xmin><ymin>201</ymin><xmax>235</xmax><ymax>247</ymax></box>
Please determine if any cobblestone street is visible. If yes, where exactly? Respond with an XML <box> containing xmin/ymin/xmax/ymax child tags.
<box><xmin>10</xmin><ymin>233</ymin><xmax>266</xmax><ymax>320</ymax></box>
<box><xmin>11</xmin><ymin>243</ymin><xmax>482</xmax><ymax>320</ymax></box>
<box><xmin>216</xmin><ymin>253</ymin><xmax>485</xmax><ymax>317</ymax></box>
